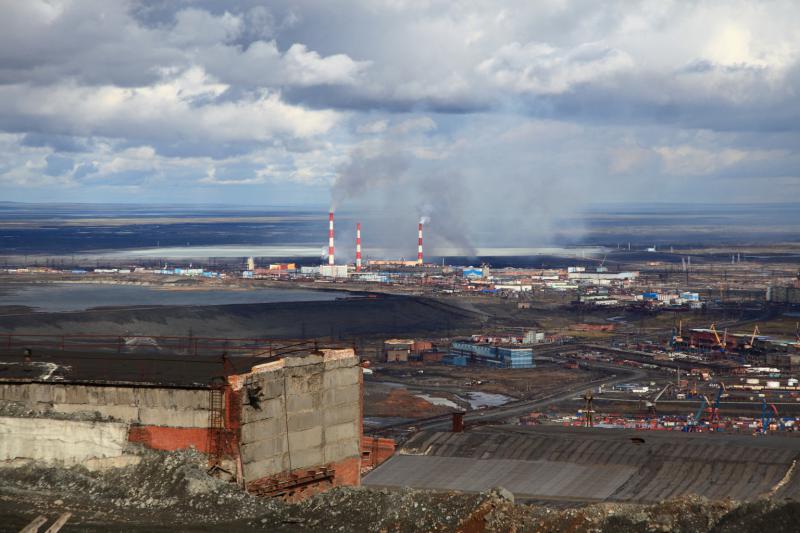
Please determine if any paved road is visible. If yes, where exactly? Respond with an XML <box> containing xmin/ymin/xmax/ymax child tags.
<box><xmin>370</xmin><ymin>360</ymin><xmax>646</xmax><ymax>434</ymax></box>
<box><xmin>421</xmin><ymin>362</ymin><xmax>647</xmax><ymax>431</ymax></box>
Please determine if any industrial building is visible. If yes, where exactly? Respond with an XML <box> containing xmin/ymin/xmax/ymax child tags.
<box><xmin>0</xmin><ymin>338</ymin><xmax>364</xmax><ymax>501</ymax></box>
<box><xmin>447</xmin><ymin>340</ymin><xmax>535</xmax><ymax>368</ymax></box>
<box><xmin>382</xmin><ymin>339</ymin><xmax>436</xmax><ymax>363</ymax></box>
<box><xmin>567</xmin><ymin>271</ymin><xmax>639</xmax><ymax>282</ymax></box>
<box><xmin>767</xmin><ymin>284</ymin><xmax>800</xmax><ymax>304</ymax></box>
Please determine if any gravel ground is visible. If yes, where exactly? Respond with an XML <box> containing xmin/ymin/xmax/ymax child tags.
<box><xmin>1</xmin><ymin>451</ymin><xmax>799</xmax><ymax>532</ymax></box>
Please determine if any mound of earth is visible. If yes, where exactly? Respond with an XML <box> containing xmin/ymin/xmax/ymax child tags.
<box><xmin>1</xmin><ymin>450</ymin><xmax>798</xmax><ymax>532</ymax></box>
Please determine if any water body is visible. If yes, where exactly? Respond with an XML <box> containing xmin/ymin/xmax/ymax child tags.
<box><xmin>0</xmin><ymin>283</ymin><xmax>350</xmax><ymax>312</ymax></box>
<box><xmin>414</xmin><ymin>393</ymin><xmax>460</xmax><ymax>409</ymax></box>
<box><xmin>461</xmin><ymin>392</ymin><xmax>515</xmax><ymax>409</ymax></box>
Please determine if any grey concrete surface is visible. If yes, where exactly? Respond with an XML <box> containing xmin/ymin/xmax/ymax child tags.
<box><xmin>364</xmin><ymin>425</ymin><xmax>800</xmax><ymax>502</ymax></box>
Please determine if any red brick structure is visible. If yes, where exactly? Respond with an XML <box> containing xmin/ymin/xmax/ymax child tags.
<box><xmin>360</xmin><ymin>436</ymin><xmax>395</xmax><ymax>472</ymax></box>
<box><xmin>128</xmin><ymin>426</ymin><xmax>211</xmax><ymax>453</ymax></box>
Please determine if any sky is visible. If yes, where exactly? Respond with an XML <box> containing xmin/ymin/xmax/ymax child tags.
<box><xmin>1</xmin><ymin>1</ymin><xmax>799</xmax><ymax>244</ymax></box>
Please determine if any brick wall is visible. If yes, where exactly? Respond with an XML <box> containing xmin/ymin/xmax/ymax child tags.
<box><xmin>360</xmin><ymin>436</ymin><xmax>395</xmax><ymax>472</ymax></box>
<box><xmin>128</xmin><ymin>425</ymin><xmax>210</xmax><ymax>453</ymax></box>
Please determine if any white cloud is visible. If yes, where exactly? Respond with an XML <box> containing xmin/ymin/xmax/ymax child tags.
<box><xmin>1</xmin><ymin>0</ymin><xmax>799</xmax><ymax>208</ymax></box>
<box><xmin>96</xmin><ymin>146</ymin><xmax>157</xmax><ymax>175</ymax></box>
<box><xmin>0</xmin><ymin>68</ymin><xmax>339</xmax><ymax>143</ymax></box>
<box><xmin>477</xmin><ymin>41</ymin><xmax>634</xmax><ymax>94</ymax></box>
<box><xmin>169</xmin><ymin>9</ymin><xmax>243</xmax><ymax>47</ymax></box>
<box><xmin>283</xmin><ymin>44</ymin><xmax>371</xmax><ymax>86</ymax></box>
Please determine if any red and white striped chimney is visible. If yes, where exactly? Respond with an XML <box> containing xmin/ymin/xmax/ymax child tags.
<box><xmin>356</xmin><ymin>223</ymin><xmax>362</xmax><ymax>272</ymax></box>
<box><xmin>417</xmin><ymin>222</ymin><xmax>423</xmax><ymax>266</ymax></box>
<box><xmin>328</xmin><ymin>212</ymin><xmax>335</xmax><ymax>265</ymax></box>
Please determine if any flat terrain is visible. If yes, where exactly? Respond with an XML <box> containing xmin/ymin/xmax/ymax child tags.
<box><xmin>0</xmin><ymin>294</ymin><xmax>484</xmax><ymax>340</ymax></box>
<box><xmin>363</xmin><ymin>362</ymin><xmax>606</xmax><ymax>421</ymax></box>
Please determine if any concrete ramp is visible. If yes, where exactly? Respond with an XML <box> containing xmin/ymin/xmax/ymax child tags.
<box><xmin>365</xmin><ymin>456</ymin><xmax>635</xmax><ymax>500</ymax></box>
<box><xmin>363</xmin><ymin>426</ymin><xmax>800</xmax><ymax>503</ymax></box>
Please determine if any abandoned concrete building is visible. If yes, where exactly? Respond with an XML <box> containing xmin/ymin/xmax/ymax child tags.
<box><xmin>0</xmin><ymin>337</ymin><xmax>370</xmax><ymax>500</ymax></box>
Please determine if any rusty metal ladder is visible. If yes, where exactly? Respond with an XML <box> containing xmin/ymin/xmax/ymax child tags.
<box><xmin>207</xmin><ymin>385</ymin><xmax>226</xmax><ymax>468</ymax></box>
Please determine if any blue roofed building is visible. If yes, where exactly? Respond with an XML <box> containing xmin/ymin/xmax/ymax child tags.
<box><xmin>446</xmin><ymin>340</ymin><xmax>535</xmax><ymax>369</ymax></box>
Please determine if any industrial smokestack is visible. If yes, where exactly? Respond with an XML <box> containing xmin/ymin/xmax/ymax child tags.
<box><xmin>328</xmin><ymin>212</ymin><xmax>335</xmax><ymax>266</ymax></box>
<box><xmin>356</xmin><ymin>222</ymin><xmax>362</xmax><ymax>272</ymax></box>
<box><xmin>417</xmin><ymin>222</ymin><xmax>423</xmax><ymax>266</ymax></box>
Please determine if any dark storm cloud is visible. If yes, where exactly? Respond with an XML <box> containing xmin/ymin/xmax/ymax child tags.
<box><xmin>283</xmin><ymin>85</ymin><xmax>492</xmax><ymax>115</ymax></box>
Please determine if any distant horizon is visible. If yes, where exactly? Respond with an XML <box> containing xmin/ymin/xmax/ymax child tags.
<box><xmin>2</xmin><ymin>2</ymin><xmax>799</xmax><ymax>240</ymax></box>
<box><xmin>3</xmin><ymin>199</ymin><xmax>800</xmax><ymax>209</ymax></box>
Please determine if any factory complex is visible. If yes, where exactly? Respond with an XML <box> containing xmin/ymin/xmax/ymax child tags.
<box><xmin>2</xmin><ymin>209</ymin><xmax>800</xmax><ymax>524</ymax></box>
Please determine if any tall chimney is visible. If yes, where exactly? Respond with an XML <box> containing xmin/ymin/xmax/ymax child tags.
<box><xmin>417</xmin><ymin>222</ymin><xmax>423</xmax><ymax>266</ymax></box>
<box><xmin>356</xmin><ymin>222</ymin><xmax>362</xmax><ymax>272</ymax></box>
<box><xmin>328</xmin><ymin>212</ymin><xmax>335</xmax><ymax>266</ymax></box>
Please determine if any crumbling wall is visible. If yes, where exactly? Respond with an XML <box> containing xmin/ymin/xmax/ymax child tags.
<box><xmin>0</xmin><ymin>382</ymin><xmax>214</xmax><ymax>466</ymax></box>
<box><xmin>0</xmin><ymin>383</ymin><xmax>210</xmax><ymax>427</ymax></box>
<box><xmin>234</xmin><ymin>349</ymin><xmax>362</xmax><ymax>495</ymax></box>
<box><xmin>0</xmin><ymin>416</ymin><xmax>128</xmax><ymax>466</ymax></box>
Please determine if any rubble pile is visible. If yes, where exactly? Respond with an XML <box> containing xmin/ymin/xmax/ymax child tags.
<box><xmin>0</xmin><ymin>449</ymin><xmax>278</xmax><ymax>527</ymax></box>
<box><xmin>1</xmin><ymin>451</ymin><xmax>799</xmax><ymax>532</ymax></box>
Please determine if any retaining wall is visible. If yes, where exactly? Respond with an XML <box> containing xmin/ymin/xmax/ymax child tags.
<box><xmin>0</xmin><ymin>416</ymin><xmax>129</xmax><ymax>467</ymax></box>
<box><xmin>0</xmin><ymin>382</ymin><xmax>210</xmax><ymax>427</ymax></box>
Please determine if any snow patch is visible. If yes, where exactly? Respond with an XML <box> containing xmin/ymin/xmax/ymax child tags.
<box><xmin>415</xmin><ymin>394</ymin><xmax>459</xmax><ymax>409</ymax></box>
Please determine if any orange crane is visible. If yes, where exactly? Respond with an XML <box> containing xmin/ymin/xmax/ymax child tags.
<box><xmin>709</xmin><ymin>323</ymin><xmax>725</xmax><ymax>351</ymax></box>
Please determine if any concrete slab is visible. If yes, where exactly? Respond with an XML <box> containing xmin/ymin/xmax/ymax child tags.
<box><xmin>375</xmin><ymin>426</ymin><xmax>800</xmax><ymax>503</ymax></box>
<box><xmin>364</xmin><ymin>456</ymin><xmax>635</xmax><ymax>500</ymax></box>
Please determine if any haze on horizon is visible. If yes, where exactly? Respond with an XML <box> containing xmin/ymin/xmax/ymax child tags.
<box><xmin>0</xmin><ymin>1</ymin><xmax>799</xmax><ymax>250</ymax></box>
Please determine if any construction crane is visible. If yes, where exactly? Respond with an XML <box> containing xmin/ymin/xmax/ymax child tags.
<box><xmin>760</xmin><ymin>399</ymin><xmax>780</xmax><ymax>434</ymax></box>
<box><xmin>683</xmin><ymin>395</ymin><xmax>709</xmax><ymax>432</ymax></box>
<box><xmin>709</xmin><ymin>382</ymin><xmax>726</xmax><ymax>423</ymax></box>
<box><xmin>582</xmin><ymin>390</ymin><xmax>595</xmax><ymax>428</ymax></box>
<box><xmin>642</xmin><ymin>383</ymin><xmax>673</xmax><ymax>416</ymax></box>
<box><xmin>709</xmin><ymin>323</ymin><xmax>726</xmax><ymax>352</ymax></box>
<box><xmin>671</xmin><ymin>320</ymin><xmax>684</xmax><ymax>347</ymax></box>
<box><xmin>596</xmin><ymin>254</ymin><xmax>608</xmax><ymax>272</ymax></box>
<box><xmin>743</xmin><ymin>325</ymin><xmax>761</xmax><ymax>350</ymax></box>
